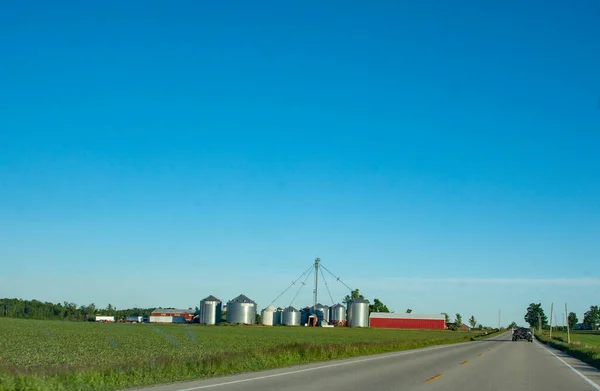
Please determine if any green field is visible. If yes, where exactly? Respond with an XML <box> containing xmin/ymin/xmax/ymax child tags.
<box><xmin>0</xmin><ymin>318</ymin><xmax>496</xmax><ymax>391</ymax></box>
<box><xmin>535</xmin><ymin>330</ymin><xmax>600</xmax><ymax>370</ymax></box>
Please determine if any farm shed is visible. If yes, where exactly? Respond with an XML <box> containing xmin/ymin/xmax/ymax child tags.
<box><xmin>369</xmin><ymin>313</ymin><xmax>446</xmax><ymax>330</ymax></box>
<box><xmin>149</xmin><ymin>309</ymin><xmax>194</xmax><ymax>323</ymax></box>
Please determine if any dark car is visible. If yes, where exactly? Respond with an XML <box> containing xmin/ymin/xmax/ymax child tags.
<box><xmin>512</xmin><ymin>327</ymin><xmax>533</xmax><ymax>342</ymax></box>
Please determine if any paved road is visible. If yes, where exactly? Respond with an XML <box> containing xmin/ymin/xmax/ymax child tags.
<box><xmin>137</xmin><ymin>332</ymin><xmax>600</xmax><ymax>391</ymax></box>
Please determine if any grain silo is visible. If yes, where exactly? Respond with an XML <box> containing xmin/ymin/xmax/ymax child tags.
<box><xmin>282</xmin><ymin>306</ymin><xmax>301</xmax><ymax>326</ymax></box>
<box><xmin>199</xmin><ymin>295</ymin><xmax>222</xmax><ymax>325</ymax></box>
<box><xmin>261</xmin><ymin>305</ymin><xmax>276</xmax><ymax>326</ymax></box>
<box><xmin>347</xmin><ymin>298</ymin><xmax>369</xmax><ymax>327</ymax></box>
<box><xmin>226</xmin><ymin>294</ymin><xmax>257</xmax><ymax>324</ymax></box>
<box><xmin>322</xmin><ymin>304</ymin><xmax>330</xmax><ymax>323</ymax></box>
<box><xmin>329</xmin><ymin>303</ymin><xmax>346</xmax><ymax>324</ymax></box>
<box><xmin>274</xmin><ymin>307</ymin><xmax>283</xmax><ymax>325</ymax></box>
<box><xmin>315</xmin><ymin>303</ymin><xmax>328</xmax><ymax>325</ymax></box>
<box><xmin>300</xmin><ymin>306</ymin><xmax>311</xmax><ymax>325</ymax></box>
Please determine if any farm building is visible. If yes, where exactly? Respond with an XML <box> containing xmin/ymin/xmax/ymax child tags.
<box><xmin>369</xmin><ymin>313</ymin><xmax>446</xmax><ymax>330</ymax></box>
<box><xmin>125</xmin><ymin>316</ymin><xmax>144</xmax><ymax>323</ymax></box>
<box><xmin>457</xmin><ymin>324</ymin><xmax>471</xmax><ymax>331</ymax></box>
<box><xmin>95</xmin><ymin>315</ymin><xmax>115</xmax><ymax>322</ymax></box>
<box><xmin>149</xmin><ymin>309</ymin><xmax>194</xmax><ymax>323</ymax></box>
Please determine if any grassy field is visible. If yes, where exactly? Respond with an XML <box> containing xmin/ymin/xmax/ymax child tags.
<box><xmin>0</xmin><ymin>318</ymin><xmax>497</xmax><ymax>391</ymax></box>
<box><xmin>535</xmin><ymin>330</ymin><xmax>600</xmax><ymax>370</ymax></box>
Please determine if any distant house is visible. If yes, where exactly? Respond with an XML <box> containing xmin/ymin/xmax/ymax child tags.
<box><xmin>457</xmin><ymin>324</ymin><xmax>471</xmax><ymax>331</ymax></box>
<box><xmin>574</xmin><ymin>323</ymin><xmax>592</xmax><ymax>331</ymax></box>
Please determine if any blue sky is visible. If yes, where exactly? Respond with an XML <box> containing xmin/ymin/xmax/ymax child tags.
<box><xmin>1</xmin><ymin>1</ymin><xmax>599</xmax><ymax>327</ymax></box>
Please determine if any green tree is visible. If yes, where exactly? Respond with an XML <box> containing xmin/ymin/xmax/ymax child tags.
<box><xmin>369</xmin><ymin>298</ymin><xmax>389</xmax><ymax>313</ymax></box>
<box><xmin>468</xmin><ymin>315</ymin><xmax>476</xmax><ymax>329</ymax></box>
<box><xmin>441</xmin><ymin>312</ymin><xmax>450</xmax><ymax>324</ymax></box>
<box><xmin>567</xmin><ymin>312</ymin><xmax>578</xmax><ymax>330</ymax></box>
<box><xmin>524</xmin><ymin>303</ymin><xmax>548</xmax><ymax>329</ymax></box>
<box><xmin>343</xmin><ymin>289</ymin><xmax>365</xmax><ymax>304</ymax></box>
<box><xmin>507</xmin><ymin>321</ymin><xmax>518</xmax><ymax>329</ymax></box>
<box><xmin>455</xmin><ymin>313</ymin><xmax>462</xmax><ymax>327</ymax></box>
<box><xmin>583</xmin><ymin>306</ymin><xmax>599</xmax><ymax>330</ymax></box>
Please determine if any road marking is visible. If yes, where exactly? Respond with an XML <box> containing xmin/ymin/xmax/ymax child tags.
<box><xmin>425</xmin><ymin>374</ymin><xmax>443</xmax><ymax>382</ymax></box>
<box><xmin>536</xmin><ymin>342</ymin><xmax>600</xmax><ymax>391</ymax></box>
<box><xmin>460</xmin><ymin>360</ymin><xmax>468</xmax><ymax>365</ymax></box>
<box><xmin>175</xmin><ymin>342</ymin><xmax>475</xmax><ymax>391</ymax></box>
<box><xmin>477</xmin><ymin>354</ymin><xmax>483</xmax><ymax>357</ymax></box>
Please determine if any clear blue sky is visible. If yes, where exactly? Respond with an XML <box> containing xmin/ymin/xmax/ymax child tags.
<box><xmin>1</xmin><ymin>1</ymin><xmax>599</xmax><ymax>327</ymax></box>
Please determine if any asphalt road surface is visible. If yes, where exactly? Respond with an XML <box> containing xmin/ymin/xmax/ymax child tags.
<box><xmin>136</xmin><ymin>332</ymin><xmax>600</xmax><ymax>391</ymax></box>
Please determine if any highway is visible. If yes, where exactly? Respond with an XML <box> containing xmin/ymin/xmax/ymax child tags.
<box><xmin>137</xmin><ymin>332</ymin><xmax>600</xmax><ymax>391</ymax></box>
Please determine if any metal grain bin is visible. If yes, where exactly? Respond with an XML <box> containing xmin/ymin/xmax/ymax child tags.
<box><xmin>199</xmin><ymin>295</ymin><xmax>222</xmax><ymax>325</ymax></box>
<box><xmin>300</xmin><ymin>306</ymin><xmax>311</xmax><ymax>325</ymax></box>
<box><xmin>315</xmin><ymin>303</ymin><xmax>328</xmax><ymax>324</ymax></box>
<box><xmin>347</xmin><ymin>298</ymin><xmax>369</xmax><ymax>327</ymax></box>
<box><xmin>322</xmin><ymin>305</ymin><xmax>330</xmax><ymax>323</ymax></box>
<box><xmin>274</xmin><ymin>307</ymin><xmax>283</xmax><ymax>325</ymax></box>
<box><xmin>261</xmin><ymin>305</ymin><xmax>276</xmax><ymax>326</ymax></box>
<box><xmin>226</xmin><ymin>294</ymin><xmax>257</xmax><ymax>324</ymax></box>
<box><xmin>282</xmin><ymin>306</ymin><xmax>301</xmax><ymax>326</ymax></box>
<box><xmin>329</xmin><ymin>303</ymin><xmax>346</xmax><ymax>323</ymax></box>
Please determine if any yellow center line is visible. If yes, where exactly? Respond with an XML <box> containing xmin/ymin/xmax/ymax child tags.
<box><xmin>460</xmin><ymin>360</ymin><xmax>469</xmax><ymax>365</ymax></box>
<box><xmin>425</xmin><ymin>374</ymin><xmax>443</xmax><ymax>382</ymax></box>
<box><xmin>478</xmin><ymin>354</ymin><xmax>483</xmax><ymax>357</ymax></box>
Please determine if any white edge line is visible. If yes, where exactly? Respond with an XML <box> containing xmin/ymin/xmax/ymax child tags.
<box><xmin>176</xmin><ymin>337</ymin><xmax>500</xmax><ymax>391</ymax></box>
<box><xmin>536</xmin><ymin>341</ymin><xmax>600</xmax><ymax>391</ymax></box>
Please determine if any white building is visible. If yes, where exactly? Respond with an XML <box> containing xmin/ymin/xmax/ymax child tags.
<box><xmin>125</xmin><ymin>316</ymin><xmax>144</xmax><ymax>323</ymax></box>
<box><xmin>95</xmin><ymin>315</ymin><xmax>115</xmax><ymax>322</ymax></box>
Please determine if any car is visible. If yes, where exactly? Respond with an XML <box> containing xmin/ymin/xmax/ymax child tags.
<box><xmin>512</xmin><ymin>327</ymin><xmax>533</xmax><ymax>342</ymax></box>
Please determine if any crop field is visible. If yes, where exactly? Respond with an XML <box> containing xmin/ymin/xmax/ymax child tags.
<box><xmin>0</xmin><ymin>318</ymin><xmax>495</xmax><ymax>390</ymax></box>
<box><xmin>535</xmin><ymin>330</ymin><xmax>600</xmax><ymax>370</ymax></box>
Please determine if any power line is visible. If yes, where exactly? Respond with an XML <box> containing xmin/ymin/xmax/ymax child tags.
<box><xmin>269</xmin><ymin>264</ymin><xmax>314</xmax><ymax>306</ymax></box>
<box><xmin>320</xmin><ymin>264</ymin><xmax>353</xmax><ymax>292</ymax></box>
<box><xmin>290</xmin><ymin>268</ymin><xmax>313</xmax><ymax>307</ymax></box>
<box><xmin>320</xmin><ymin>267</ymin><xmax>336</xmax><ymax>305</ymax></box>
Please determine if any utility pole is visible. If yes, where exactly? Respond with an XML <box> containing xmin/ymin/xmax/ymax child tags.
<box><xmin>313</xmin><ymin>258</ymin><xmax>320</xmax><ymax>313</ymax></box>
<box><xmin>498</xmin><ymin>310</ymin><xmax>501</xmax><ymax>329</ymax></box>
<box><xmin>565</xmin><ymin>303</ymin><xmax>571</xmax><ymax>344</ymax></box>
<box><xmin>549</xmin><ymin>303</ymin><xmax>554</xmax><ymax>339</ymax></box>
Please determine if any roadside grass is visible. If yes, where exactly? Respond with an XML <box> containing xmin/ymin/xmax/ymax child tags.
<box><xmin>0</xmin><ymin>317</ymin><xmax>500</xmax><ymax>391</ymax></box>
<box><xmin>535</xmin><ymin>330</ymin><xmax>600</xmax><ymax>370</ymax></box>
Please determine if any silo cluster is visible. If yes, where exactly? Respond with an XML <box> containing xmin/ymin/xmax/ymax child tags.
<box><xmin>195</xmin><ymin>293</ymin><xmax>370</xmax><ymax>327</ymax></box>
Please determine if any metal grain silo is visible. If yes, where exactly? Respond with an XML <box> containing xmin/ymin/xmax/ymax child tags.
<box><xmin>226</xmin><ymin>294</ymin><xmax>257</xmax><ymax>324</ymax></box>
<box><xmin>329</xmin><ymin>304</ymin><xmax>346</xmax><ymax>323</ymax></box>
<box><xmin>300</xmin><ymin>306</ymin><xmax>311</xmax><ymax>325</ymax></box>
<box><xmin>199</xmin><ymin>295</ymin><xmax>222</xmax><ymax>325</ymax></box>
<box><xmin>347</xmin><ymin>298</ymin><xmax>369</xmax><ymax>327</ymax></box>
<box><xmin>315</xmin><ymin>303</ymin><xmax>328</xmax><ymax>325</ymax></box>
<box><xmin>261</xmin><ymin>305</ymin><xmax>276</xmax><ymax>326</ymax></box>
<box><xmin>274</xmin><ymin>307</ymin><xmax>283</xmax><ymax>325</ymax></box>
<box><xmin>282</xmin><ymin>306</ymin><xmax>301</xmax><ymax>326</ymax></box>
<box><xmin>322</xmin><ymin>305</ymin><xmax>330</xmax><ymax>323</ymax></box>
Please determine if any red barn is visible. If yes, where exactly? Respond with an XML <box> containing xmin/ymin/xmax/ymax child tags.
<box><xmin>370</xmin><ymin>313</ymin><xmax>446</xmax><ymax>330</ymax></box>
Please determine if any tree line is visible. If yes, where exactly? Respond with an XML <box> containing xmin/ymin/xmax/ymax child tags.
<box><xmin>0</xmin><ymin>298</ymin><xmax>157</xmax><ymax>322</ymax></box>
<box><xmin>524</xmin><ymin>303</ymin><xmax>599</xmax><ymax>330</ymax></box>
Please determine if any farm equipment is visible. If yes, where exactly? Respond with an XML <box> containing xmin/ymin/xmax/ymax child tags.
<box><xmin>512</xmin><ymin>327</ymin><xmax>533</xmax><ymax>342</ymax></box>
